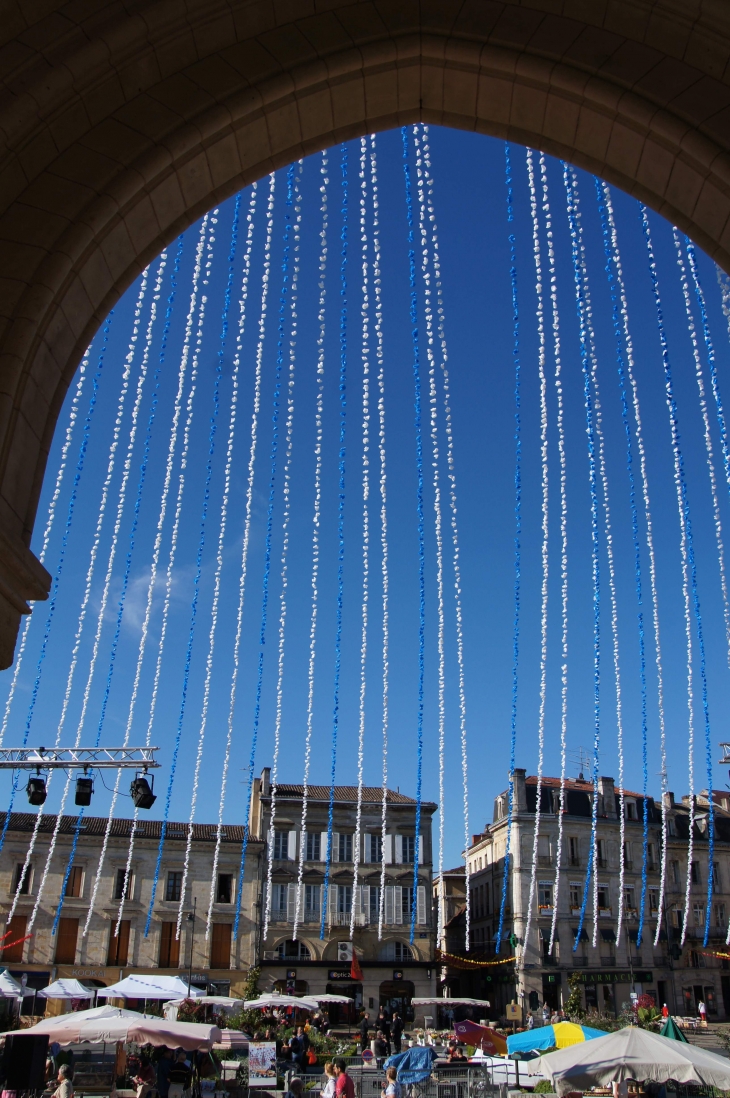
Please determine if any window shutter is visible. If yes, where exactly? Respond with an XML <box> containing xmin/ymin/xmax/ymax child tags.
<box><xmin>383</xmin><ymin>834</ymin><xmax>393</xmax><ymax>865</ymax></box>
<box><xmin>394</xmin><ymin>885</ymin><xmax>403</xmax><ymax>924</ymax></box>
<box><xmin>395</xmin><ymin>836</ymin><xmax>403</xmax><ymax>864</ymax></box>
<box><xmin>418</xmin><ymin>835</ymin><xmax>424</xmax><ymax>864</ymax></box>
<box><xmin>332</xmin><ymin>832</ymin><xmax>340</xmax><ymax>862</ymax></box>
<box><xmin>384</xmin><ymin>886</ymin><xmax>394</xmax><ymax>925</ymax></box>
<box><xmin>365</xmin><ymin>834</ymin><xmax>372</xmax><ymax>863</ymax></box>
<box><xmin>328</xmin><ymin>884</ymin><xmax>338</xmax><ymax>923</ymax></box>
<box><xmin>360</xmin><ymin>885</ymin><xmax>370</xmax><ymax>922</ymax></box>
<box><xmin>417</xmin><ymin>885</ymin><xmax>427</xmax><ymax>924</ymax></box>
<box><xmin>287</xmin><ymin>883</ymin><xmax>297</xmax><ymax>922</ymax></box>
<box><xmin>287</xmin><ymin>830</ymin><xmax>297</xmax><ymax>860</ymax></box>
<box><xmin>320</xmin><ymin>833</ymin><xmax>329</xmax><ymax>862</ymax></box>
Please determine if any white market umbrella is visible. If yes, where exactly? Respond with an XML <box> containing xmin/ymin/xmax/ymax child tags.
<box><xmin>311</xmin><ymin>994</ymin><xmax>353</xmax><ymax>1004</ymax></box>
<box><xmin>244</xmin><ymin>993</ymin><xmax>319</xmax><ymax>1010</ymax></box>
<box><xmin>166</xmin><ymin>995</ymin><xmax>244</xmax><ymax>1009</ymax></box>
<box><xmin>39</xmin><ymin>979</ymin><xmax>95</xmax><ymax>1000</ymax></box>
<box><xmin>529</xmin><ymin>1027</ymin><xmax>730</xmax><ymax>1096</ymax></box>
<box><xmin>98</xmin><ymin>974</ymin><xmax>206</xmax><ymax>1000</ymax></box>
<box><xmin>0</xmin><ymin>970</ymin><xmax>23</xmax><ymax>998</ymax></box>
<box><xmin>0</xmin><ymin>1004</ymin><xmax>220</xmax><ymax>1050</ymax></box>
<box><xmin>412</xmin><ymin>997</ymin><xmax>490</xmax><ymax>1008</ymax></box>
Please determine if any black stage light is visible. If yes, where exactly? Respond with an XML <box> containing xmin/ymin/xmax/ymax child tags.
<box><xmin>26</xmin><ymin>776</ymin><xmax>47</xmax><ymax>805</ymax></box>
<box><xmin>75</xmin><ymin>776</ymin><xmax>93</xmax><ymax>806</ymax></box>
<box><xmin>130</xmin><ymin>774</ymin><xmax>156</xmax><ymax>809</ymax></box>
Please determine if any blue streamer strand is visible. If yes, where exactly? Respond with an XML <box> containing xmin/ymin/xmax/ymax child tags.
<box><xmin>400</xmin><ymin>126</ymin><xmax>425</xmax><ymax>947</ymax></box>
<box><xmin>144</xmin><ymin>206</ymin><xmax>232</xmax><ymax>936</ymax></box>
<box><xmin>496</xmin><ymin>142</ymin><xmax>521</xmax><ymax>954</ymax></box>
<box><xmin>234</xmin><ymin>169</ymin><xmax>295</xmax><ymax>938</ymax></box>
<box><xmin>594</xmin><ymin>180</ymin><xmax>651</xmax><ymax>945</ymax></box>
<box><xmin>320</xmin><ymin>145</ymin><xmax>349</xmax><ymax>939</ymax></box>
<box><xmin>640</xmin><ymin>206</ymin><xmax>714</xmax><ymax>946</ymax></box>
<box><xmin>0</xmin><ymin>314</ymin><xmax>112</xmax><ymax>856</ymax></box>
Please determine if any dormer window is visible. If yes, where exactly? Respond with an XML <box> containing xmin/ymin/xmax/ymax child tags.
<box><xmin>626</xmin><ymin>801</ymin><xmax>637</xmax><ymax>820</ymax></box>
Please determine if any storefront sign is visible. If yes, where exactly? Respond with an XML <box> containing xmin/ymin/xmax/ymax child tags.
<box><xmin>328</xmin><ymin>969</ymin><xmax>351</xmax><ymax>981</ymax></box>
<box><xmin>570</xmin><ymin>971</ymin><xmax>652</xmax><ymax>984</ymax></box>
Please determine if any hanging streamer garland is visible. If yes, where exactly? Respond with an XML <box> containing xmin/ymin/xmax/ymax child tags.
<box><xmin>523</xmin><ymin>147</ymin><xmax>550</xmax><ymax>952</ymax></box>
<box><xmin>0</xmin><ymin>312</ymin><xmax>114</xmax><ymax>857</ymax></box>
<box><xmin>35</xmin><ymin>257</ymin><xmax>163</xmax><ymax>936</ymax></box>
<box><xmin>350</xmin><ymin>137</ymin><xmax>370</xmax><ymax>941</ymax></box>
<box><xmin>672</xmin><ymin>229</ymin><xmax>719</xmax><ymax>947</ymax></box>
<box><xmin>233</xmin><ymin>166</ymin><xmax>294</xmax><ymax>941</ymax></box>
<box><xmin>86</xmin><ymin>218</ymin><xmax>209</xmax><ymax>937</ymax></box>
<box><xmin>401</xmin><ymin>126</ymin><xmax>425</xmax><ymax>947</ymax></box>
<box><xmin>496</xmin><ymin>142</ymin><xmax>521</xmax><ymax>955</ymax></box>
<box><xmin>418</xmin><ymin>126</ymin><xmax>471</xmax><ymax>948</ymax></box>
<box><xmin>597</xmin><ymin>182</ymin><xmax>669</xmax><ymax>948</ymax></box>
<box><xmin>370</xmin><ymin>133</ymin><xmax>390</xmax><ymax>944</ymax></box>
<box><xmin>412</xmin><ymin>126</ymin><xmax>446</xmax><ymax>946</ymax></box>
<box><xmin>320</xmin><ymin>143</ymin><xmax>349</xmax><ymax>941</ymax></box>
<box><xmin>640</xmin><ymin>204</ymin><xmax>714</xmax><ymax>946</ymax></box>
<box><xmin>291</xmin><ymin>153</ymin><xmax>328</xmax><ymax>942</ymax></box>
<box><xmin>693</xmin><ymin>257</ymin><xmax>730</xmax><ymax>534</ymax></box>
<box><xmin>175</xmin><ymin>194</ymin><xmax>244</xmax><ymax>939</ymax></box>
<box><xmin>0</xmin><ymin>350</ymin><xmax>90</xmax><ymax>751</ymax></box>
<box><xmin>538</xmin><ymin>154</ymin><xmax>568</xmax><ymax>960</ymax></box>
<box><xmin>206</xmin><ymin>185</ymin><xmax>259</xmax><ymax>941</ymax></box>
<box><xmin>144</xmin><ymin>210</ymin><xmax>222</xmax><ymax>937</ymax></box>
<box><xmin>566</xmin><ymin>167</ymin><xmax>636</xmax><ymax>944</ymax></box>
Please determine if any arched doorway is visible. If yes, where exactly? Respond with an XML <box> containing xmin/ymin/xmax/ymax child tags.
<box><xmin>380</xmin><ymin>980</ymin><xmax>416</xmax><ymax>1024</ymax></box>
<box><xmin>1</xmin><ymin>3</ymin><xmax>730</xmax><ymax>665</ymax></box>
<box><xmin>324</xmin><ymin>983</ymin><xmax>362</xmax><ymax>1025</ymax></box>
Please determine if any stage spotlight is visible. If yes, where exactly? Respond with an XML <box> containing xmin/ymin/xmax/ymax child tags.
<box><xmin>75</xmin><ymin>776</ymin><xmax>93</xmax><ymax>806</ymax></box>
<box><xmin>26</xmin><ymin>776</ymin><xmax>47</xmax><ymax>805</ymax></box>
<box><xmin>130</xmin><ymin>774</ymin><xmax>156</xmax><ymax>809</ymax></box>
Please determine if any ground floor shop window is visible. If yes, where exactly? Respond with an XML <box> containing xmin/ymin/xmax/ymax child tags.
<box><xmin>379</xmin><ymin>979</ymin><xmax>415</xmax><ymax>1022</ymax></box>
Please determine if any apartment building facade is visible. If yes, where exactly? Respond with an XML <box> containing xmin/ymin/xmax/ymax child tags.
<box><xmin>0</xmin><ymin>811</ymin><xmax>263</xmax><ymax>1009</ymax></box>
<box><xmin>442</xmin><ymin>770</ymin><xmax>730</xmax><ymax>1022</ymax></box>
<box><xmin>253</xmin><ymin>769</ymin><xmax>437</xmax><ymax>1019</ymax></box>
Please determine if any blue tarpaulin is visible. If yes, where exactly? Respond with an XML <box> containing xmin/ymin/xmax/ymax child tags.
<box><xmin>384</xmin><ymin>1046</ymin><xmax>437</xmax><ymax>1083</ymax></box>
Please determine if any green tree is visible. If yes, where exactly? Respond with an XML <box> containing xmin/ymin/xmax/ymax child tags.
<box><xmin>564</xmin><ymin>973</ymin><xmax>585</xmax><ymax>1021</ymax></box>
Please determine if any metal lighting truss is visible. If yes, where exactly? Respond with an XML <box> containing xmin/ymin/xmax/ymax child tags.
<box><xmin>0</xmin><ymin>746</ymin><xmax>159</xmax><ymax>769</ymax></box>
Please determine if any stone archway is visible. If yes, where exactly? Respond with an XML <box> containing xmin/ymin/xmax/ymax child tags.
<box><xmin>1</xmin><ymin>0</ymin><xmax>730</xmax><ymax>665</ymax></box>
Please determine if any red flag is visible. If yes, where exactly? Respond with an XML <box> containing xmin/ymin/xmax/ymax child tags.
<box><xmin>351</xmin><ymin>949</ymin><xmax>363</xmax><ymax>981</ymax></box>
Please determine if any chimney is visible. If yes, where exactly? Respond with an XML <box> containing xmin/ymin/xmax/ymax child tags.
<box><xmin>513</xmin><ymin>768</ymin><xmax>527</xmax><ymax>813</ymax></box>
<box><xmin>598</xmin><ymin>776</ymin><xmax>617</xmax><ymax>818</ymax></box>
<box><xmin>261</xmin><ymin>766</ymin><xmax>271</xmax><ymax>796</ymax></box>
<box><xmin>663</xmin><ymin>790</ymin><xmax>674</xmax><ymax>809</ymax></box>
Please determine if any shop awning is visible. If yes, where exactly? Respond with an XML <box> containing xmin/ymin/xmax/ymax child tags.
<box><xmin>600</xmin><ymin>929</ymin><xmax>616</xmax><ymax>943</ymax></box>
<box><xmin>572</xmin><ymin>928</ymin><xmax>589</xmax><ymax>942</ymax></box>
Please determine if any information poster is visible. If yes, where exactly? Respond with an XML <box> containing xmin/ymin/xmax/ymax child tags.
<box><xmin>249</xmin><ymin>1042</ymin><xmax>277</xmax><ymax>1087</ymax></box>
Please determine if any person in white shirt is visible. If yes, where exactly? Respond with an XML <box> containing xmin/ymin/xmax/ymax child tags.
<box><xmin>52</xmin><ymin>1065</ymin><xmax>74</xmax><ymax>1098</ymax></box>
<box><xmin>322</xmin><ymin>1061</ymin><xmax>337</xmax><ymax>1098</ymax></box>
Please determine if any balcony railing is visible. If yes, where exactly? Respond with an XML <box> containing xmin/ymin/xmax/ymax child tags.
<box><xmin>599</xmin><ymin>955</ymin><xmax>616</xmax><ymax>967</ymax></box>
<box><xmin>537</xmin><ymin>855</ymin><xmax>552</xmax><ymax>867</ymax></box>
<box><xmin>270</xmin><ymin>907</ymin><xmax>321</xmax><ymax>924</ymax></box>
<box><xmin>623</xmin><ymin>860</ymin><xmax>633</xmax><ymax>871</ymax></box>
<box><xmin>568</xmin><ymin>856</ymin><xmax>581</xmax><ymax>867</ymax></box>
<box><xmin>597</xmin><ymin>857</ymin><xmax>608</xmax><ymax>869</ymax></box>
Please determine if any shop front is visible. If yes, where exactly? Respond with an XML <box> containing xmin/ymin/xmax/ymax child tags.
<box><xmin>570</xmin><ymin>970</ymin><xmax>653</xmax><ymax>1018</ymax></box>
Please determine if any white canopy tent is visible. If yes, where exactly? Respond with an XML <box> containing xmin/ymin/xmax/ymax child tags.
<box><xmin>528</xmin><ymin>1027</ymin><xmax>730</xmax><ymax>1096</ymax></box>
<box><xmin>98</xmin><ymin>974</ymin><xmax>206</xmax><ymax>1000</ymax></box>
<box><xmin>0</xmin><ymin>1004</ymin><xmax>221</xmax><ymax>1050</ymax></box>
<box><xmin>311</xmin><ymin>994</ymin><xmax>353</xmax><ymax>1004</ymax></box>
<box><xmin>244</xmin><ymin>993</ymin><xmax>319</xmax><ymax>1011</ymax></box>
<box><xmin>166</xmin><ymin>996</ymin><xmax>244</xmax><ymax>1009</ymax></box>
<box><xmin>412</xmin><ymin>998</ymin><xmax>490</xmax><ymax>1008</ymax></box>
<box><xmin>39</xmin><ymin>979</ymin><xmax>96</xmax><ymax>1000</ymax></box>
<box><xmin>0</xmin><ymin>971</ymin><xmax>23</xmax><ymax>998</ymax></box>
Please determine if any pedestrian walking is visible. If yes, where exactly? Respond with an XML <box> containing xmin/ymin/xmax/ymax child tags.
<box><xmin>334</xmin><ymin>1058</ymin><xmax>355</xmax><ymax>1098</ymax></box>
<box><xmin>392</xmin><ymin>1011</ymin><xmax>404</xmax><ymax>1053</ymax></box>
<box><xmin>661</xmin><ymin>1003</ymin><xmax>669</xmax><ymax>1019</ymax></box>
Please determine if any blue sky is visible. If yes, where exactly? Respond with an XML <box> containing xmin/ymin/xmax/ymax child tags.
<box><xmin>3</xmin><ymin>124</ymin><xmax>730</xmax><ymax>876</ymax></box>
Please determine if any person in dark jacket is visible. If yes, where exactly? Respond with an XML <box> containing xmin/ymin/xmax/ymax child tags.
<box><xmin>167</xmin><ymin>1051</ymin><xmax>192</xmax><ymax>1097</ymax></box>
<box><xmin>359</xmin><ymin>1013</ymin><xmax>370</xmax><ymax>1052</ymax></box>
<box><xmin>391</xmin><ymin>1012</ymin><xmax>404</xmax><ymax>1053</ymax></box>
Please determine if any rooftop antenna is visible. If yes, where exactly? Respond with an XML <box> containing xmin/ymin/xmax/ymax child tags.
<box><xmin>567</xmin><ymin>747</ymin><xmax>592</xmax><ymax>781</ymax></box>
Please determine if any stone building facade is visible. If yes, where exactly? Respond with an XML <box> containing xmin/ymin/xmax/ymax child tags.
<box><xmin>254</xmin><ymin>769</ymin><xmax>437</xmax><ymax>1020</ymax></box>
<box><xmin>440</xmin><ymin>769</ymin><xmax>730</xmax><ymax>1023</ymax></box>
<box><xmin>0</xmin><ymin>811</ymin><xmax>263</xmax><ymax>1008</ymax></box>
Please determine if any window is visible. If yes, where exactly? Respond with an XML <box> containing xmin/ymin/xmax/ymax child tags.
<box><xmin>216</xmin><ymin>874</ymin><xmax>232</xmax><ymax>904</ymax></box>
<box><xmin>623</xmin><ymin>842</ymin><xmax>632</xmax><ymax>868</ymax></box>
<box><xmin>338</xmin><ymin>833</ymin><xmax>353</xmax><ymax>863</ymax></box>
<box><xmin>715</xmin><ymin>903</ymin><xmax>726</xmax><ymax>928</ymax></box>
<box><xmin>538</xmin><ymin>882</ymin><xmax>553</xmax><ymax>910</ymax></box>
<box><xmin>597</xmin><ymin>885</ymin><xmax>610</xmax><ymax>911</ymax></box>
<box><xmin>401</xmin><ymin>836</ymin><xmax>416</xmax><ymax>864</ymax></box>
<box><xmin>305</xmin><ymin>884</ymin><xmax>320</xmax><ymax>918</ymax></box>
<box><xmin>210</xmin><ymin>923</ymin><xmax>231</xmax><ymax>969</ymax></box>
<box><xmin>158</xmin><ymin>921</ymin><xmax>180</xmax><ymax>967</ymax></box>
<box><xmin>649</xmin><ymin>888</ymin><xmax>659</xmax><ymax>913</ymax></box>
<box><xmin>597</xmin><ymin>839</ymin><xmax>608</xmax><ymax>868</ymax></box>
<box><xmin>569</xmin><ymin>837</ymin><xmax>579</xmax><ymax>867</ymax></box>
<box><xmin>626</xmin><ymin>801</ymin><xmax>637</xmax><ymax>820</ymax></box>
<box><xmin>670</xmin><ymin>904</ymin><xmax>681</xmax><ymax>928</ymax></box>
<box><xmin>401</xmin><ymin>887</ymin><xmax>413</xmax><ymax>919</ymax></box>
<box><xmin>366</xmin><ymin>833</ymin><xmax>382</xmax><ymax>863</ymax></box>
<box><xmin>689</xmin><ymin>950</ymin><xmax>706</xmax><ymax>969</ymax></box>
<box><xmin>165</xmin><ymin>871</ymin><xmax>182</xmax><ymax>902</ymax></box>
<box><xmin>691</xmin><ymin>861</ymin><xmax>701</xmax><ymax>885</ymax></box>
<box><xmin>693</xmin><ymin>903</ymin><xmax>705</xmax><ymax>928</ymax></box>
<box><xmin>647</xmin><ymin>843</ymin><xmax>657</xmax><ymax>870</ymax></box>
<box><xmin>55</xmin><ymin>917</ymin><xmax>79</xmax><ymax>964</ymax></box>
<box><xmin>272</xmin><ymin>883</ymin><xmax>287</xmax><ymax>919</ymax></box>
<box><xmin>671</xmin><ymin>860</ymin><xmax>680</xmax><ymax>885</ymax></box>
<box><xmin>13</xmin><ymin>863</ymin><xmax>31</xmax><ymax>895</ymax></box>
<box><xmin>65</xmin><ymin>866</ymin><xmax>83</xmax><ymax>898</ymax></box>
<box><xmin>107</xmin><ymin>920</ymin><xmax>130</xmax><ymax>965</ymax></box>
<box><xmin>537</xmin><ymin>836</ymin><xmax>551</xmax><ymax>867</ymax></box>
<box><xmin>713</xmin><ymin>862</ymin><xmax>720</xmax><ymax>887</ymax></box>
<box><xmin>306</xmin><ymin>832</ymin><xmax>320</xmax><ymax>861</ymax></box>
<box><xmin>276</xmin><ymin>939</ymin><xmax>310</xmax><ymax>960</ymax></box>
<box><xmin>378</xmin><ymin>940</ymin><xmax>413</xmax><ymax>961</ymax></box>
<box><xmin>668</xmin><ymin>817</ymin><xmax>676</xmax><ymax>837</ymax></box>
<box><xmin>273</xmin><ymin>831</ymin><xmax>289</xmax><ymax>860</ymax></box>
<box><xmin>1</xmin><ymin>915</ymin><xmax>27</xmax><ymax>962</ymax></box>
<box><xmin>114</xmin><ymin>868</ymin><xmax>132</xmax><ymax>901</ymax></box>
<box><xmin>624</xmin><ymin>887</ymin><xmax>635</xmax><ymax>912</ymax></box>
<box><xmin>569</xmin><ymin>882</ymin><xmax>581</xmax><ymax>909</ymax></box>
<box><xmin>368</xmin><ymin>886</ymin><xmax>380</xmax><ymax>923</ymax></box>
<box><xmin>337</xmin><ymin>885</ymin><xmax>353</xmax><ymax>914</ymax></box>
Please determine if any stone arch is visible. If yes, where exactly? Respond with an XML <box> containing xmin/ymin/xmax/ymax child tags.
<box><xmin>2</xmin><ymin>1</ymin><xmax>730</xmax><ymax>664</ymax></box>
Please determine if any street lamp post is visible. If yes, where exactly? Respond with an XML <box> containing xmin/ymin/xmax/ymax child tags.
<box><xmin>187</xmin><ymin>896</ymin><xmax>197</xmax><ymax>997</ymax></box>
